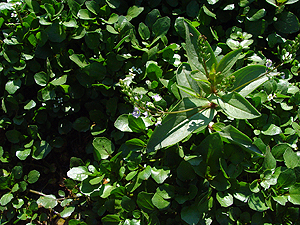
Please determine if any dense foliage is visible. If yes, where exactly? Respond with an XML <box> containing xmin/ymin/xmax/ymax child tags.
<box><xmin>1</xmin><ymin>0</ymin><xmax>300</xmax><ymax>224</ymax></box>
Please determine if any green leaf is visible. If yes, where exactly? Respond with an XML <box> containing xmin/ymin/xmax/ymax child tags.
<box><xmin>152</xmin><ymin>192</ymin><xmax>170</xmax><ymax>210</ymax></box>
<box><xmin>217</xmin><ymin>92</ymin><xmax>261</xmax><ymax>119</ymax></box>
<box><xmin>106</xmin><ymin>0</ymin><xmax>120</xmax><ymax>9</ymax></box>
<box><xmin>0</xmin><ymin>193</ymin><xmax>13</xmax><ymax>206</ymax></box>
<box><xmin>151</xmin><ymin>167</ymin><xmax>170</xmax><ymax>184</ymax></box>
<box><xmin>72</xmin><ymin>117</ymin><xmax>90</xmax><ymax>132</ymax></box>
<box><xmin>102</xmin><ymin>214</ymin><xmax>120</xmax><ymax>224</ymax></box>
<box><xmin>216</xmin><ymin>192</ymin><xmax>233</xmax><ymax>207</ymax></box>
<box><xmin>24</xmin><ymin>100</ymin><xmax>36</xmax><ymax>110</ymax></box>
<box><xmin>248</xmin><ymin>193</ymin><xmax>269</xmax><ymax>212</ymax></box>
<box><xmin>216</xmin><ymin>48</ymin><xmax>242</xmax><ymax>77</ymax></box>
<box><xmin>83</xmin><ymin>62</ymin><xmax>106</xmax><ymax>80</ymax></box>
<box><xmin>277</xmin><ymin>168</ymin><xmax>296</xmax><ymax>189</ymax></box>
<box><xmin>32</xmin><ymin>140</ymin><xmax>52</xmax><ymax>160</ymax></box>
<box><xmin>184</xmin><ymin>19</ymin><xmax>217</xmax><ymax>78</ymax></box>
<box><xmin>16</xmin><ymin>148</ymin><xmax>31</xmax><ymax>160</ymax></box>
<box><xmin>93</xmin><ymin>137</ymin><xmax>115</xmax><ymax>160</ymax></box>
<box><xmin>45</xmin><ymin>22</ymin><xmax>66</xmax><ymax>42</ymax></box>
<box><xmin>210</xmin><ymin>173</ymin><xmax>231</xmax><ymax>191</ymax></box>
<box><xmin>126</xmin><ymin>5</ymin><xmax>144</xmax><ymax>20</ymax></box>
<box><xmin>230</xmin><ymin>65</ymin><xmax>267</xmax><ymax>97</ymax></box>
<box><xmin>283</xmin><ymin>148</ymin><xmax>300</xmax><ymax>168</ymax></box>
<box><xmin>218</xmin><ymin>125</ymin><xmax>263</xmax><ymax>156</ymax></box>
<box><xmin>34</xmin><ymin>72</ymin><xmax>49</xmax><ymax>86</ymax></box>
<box><xmin>67</xmin><ymin>166</ymin><xmax>90</xmax><ymax>181</ymax></box>
<box><xmin>247</xmin><ymin>9</ymin><xmax>266</xmax><ymax>22</ymax></box>
<box><xmin>77</xmin><ymin>9</ymin><xmax>94</xmax><ymax>20</ymax></box>
<box><xmin>288</xmin><ymin>184</ymin><xmax>300</xmax><ymax>204</ymax></box>
<box><xmin>176</xmin><ymin>63</ymin><xmax>201</xmax><ymax>98</ymax></box>
<box><xmin>5</xmin><ymin>79</ymin><xmax>21</xmax><ymax>94</ymax></box>
<box><xmin>27</xmin><ymin>170</ymin><xmax>40</xmax><ymax>184</ymax></box>
<box><xmin>69</xmin><ymin>53</ymin><xmax>89</xmax><ymax>68</ymax></box>
<box><xmin>128</xmin><ymin>114</ymin><xmax>146</xmax><ymax>133</ymax></box>
<box><xmin>181</xmin><ymin>204</ymin><xmax>200</xmax><ymax>225</ymax></box>
<box><xmin>114</xmin><ymin>114</ymin><xmax>133</xmax><ymax>132</ymax></box>
<box><xmin>176</xmin><ymin>84</ymin><xmax>200</xmax><ymax>98</ymax></box>
<box><xmin>177</xmin><ymin>161</ymin><xmax>196</xmax><ymax>181</ymax></box>
<box><xmin>50</xmin><ymin>75</ymin><xmax>67</xmax><ymax>86</ymax></box>
<box><xmin>261</xmin><ymin>124</ymin><xmax>282</xmax><ymax>136</ymax></box>
<box><xmin>147</xmin><ymin>97</ymin><xmax>215</xmax><ymax>152</ymax></box>
<box><xmin>5</xmin><ymin>129</ymin><xmax>22</xmax><ymax>143</ymax></box>
<box><xmin>60</xmin><ymin>206</ymin><xmax>75</xmax><ymax>218</ymax></box>
<box><xmin>274</xmin><ymin>11</ymin><xmax>300</xmax><ymax>34</ymax></box>
<box><xmin>137</xmin><ymin>192</ymin><xmax>155</xmax><ymax>212</ymax></box>
<box><xmin>151</xmin><ymin>16</ymin><xmax>170</xmax><ymax>46</ymax></box>
<box><xmin>37</xmin><ymin>195</ymin><xmax>57</xmax><ymax>208</ymax></box>
<box><xmin>272</xmin><ymin>144</ymin><xmax>291</xmax><ymax>161</ymax></box>
<box><xmin>138</xmin><ymin>22</ymin><xmax>150</xmax><ymax>40</ymax></box>
<box><xmin>121</xmin><ymin>196</ymin><xmax>136</xmax><ymax>212</ymax></box>
<box><xmin>262</xmin><ymin>147</ymin><xmax>276</xmax><ymax>171</ymax></box>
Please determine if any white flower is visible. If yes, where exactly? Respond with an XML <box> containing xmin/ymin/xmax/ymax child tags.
<box><xmin>155</xmin><ymin>120</ymin><xmax>162</xmax><ymax>126</ymax></box>
<box><xmin>132</xmin><ymin>107</ymin><xmax>141</xmax><ymax>118</ymax></box>
<box><xmin>142</xmin><ymin>111</ymin><xmax>148</xmax><ymax>117</ymax></box>
<box><xmin>266</xmin><ymin>59</ymin><xmax>272</xmax><ymax>68</ymax></box>
<box><xmin>152</xmin><ymin>94</ymin><xmax>162</xmax><ymax>102</ymax></box>
<box><xmin>267</xmin><ymin>93</ymin><xmax>276</xmax><ymax>101</ymax></box>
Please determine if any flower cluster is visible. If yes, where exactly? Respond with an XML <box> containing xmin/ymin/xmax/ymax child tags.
<box><xmin>118</xmin><ymin>67</ymin><xmax>164</xmax><ymax>126</ymax></box>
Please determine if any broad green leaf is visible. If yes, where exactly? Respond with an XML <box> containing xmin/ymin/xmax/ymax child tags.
<box><xmin>60</xmin><ymin>207</ymin><xmax>75</xmax><ymax>218</ymax></box>
<box><xmin>126</xmin><ymin>5</ymin><xmax>144</xmax><ymax>20</ymax></box>
<box><xmin>230</xmin><ymin>65</ymin><xmax>267</xmax><ymax>97</ymax></box>
<box><xmin>27</xmin><ymin>170</ymin><xmax>40</xmax><ymax>184</ymax></box>
<box><xmin>288</xmin><ymin>184</ymin><xmax>300</xmax><ymax>204</ymax></box>
<box><xmin>34</xmin><ymin>72</ymin><xmax>49</xmax><ymax>86</ymax></box>
<box><xmin>37</xmin><ymin>195</ymin><xmax>57</xmax><ymax>208</ymax></box>
<box><xmin>262</xmin><ymin>147</ymin><xmax>276</xmax><ymax>171</ymax></box>
<box><xmin>16</xmin><ymin>148</ymin><xmax>31</xmax><ymax>160</ymax></box>
<box><xmin>150</xmin><ymin>16</ymin><xmax>170</xmax><ymax>46</ymax></box>
<box><xmin>5</xmin><ymin>129</ymin><xmax>22</xmax><ymax>143</ymax></box>
<box><xmin>50</xmin><ymin>75</ymin><xmax>67</xmax><ymax>86</ymax></box>
<box><xmin>248</xmin><ymin>193</ymin><xmax>269</xmax><ymax>212</ymax></box>
<box><xmin>177</xmin><ymin>161</ymin><xmax>196</xmax><ymax>181</ymax></box>
<box><xmin>138</xmin><ymin>22</ymin><xmax>150</xmax><ymax>40</ymax></box>
<box><xmin>152</xmin><ymin>192</ymin><xmax>170</xmax><ymax>209</ymax></box>
<box><xmin>5</xmin><ymin>79</ymin><xmax>21</xmax><ymax>94</ymax></box>
<box><xmin>137</xmin><ymin>192</ymin><xmax>155</xmax><ymax>212</ymax></box>
<box><xmin>93</xmin><ymin>137</ymin><xmax>115</xmax><ymax>160</ymax></box>
<box><xmin>272</xmin><ymin>195</ymin><xmax>288</xmax><ymax>206</ymax></box>
<box><xmin>210</xmin><ymin>173</ymin><xmax>231</xmax><ymax>191</ymax></box>
<box><xmin>274</xmin><ymin>11</ymin><xmax>300</xmax><ymax>34</ymax></box>
<box><xmin>67</xmin><ymin>166</ymin><xmax>90</xmax><ymax>181</ymax></box>
<box><xmin>156</xmin><ymin>184</ymin><xmax>175</xmax><ymax>199</ymax></box>
<box><xmin>102</xmin><ymin>214</ymin><xmax>121</xmax><ymax>224</ymax></box>
<box><xmin>45</xmin><ymin>22</ymin><xmax>66</xmax><ymax>43</ymax></box>
<box><xmin>181</xmin><ymin>204</ymin><xmax>200</xmax><ymax>225</ymax></box>
<box><xmin>128</xmin><ymin>114</ymin><xmax>146</xmax><ymax>133</ymax></box>
<box><xmin>24</xmin><ymin>100</ymin><xmax>36</xmax><ymax>110</ymax></box>
<box><xmin>283</xmin><ymin>148</ymin><xmax>300</xmax><ymax>168</ymax></box>
<box><xmin>218</xmin><ymin>125</ymin><xmax>263</xmax><ymax>156</ymax></box>
<box><xmin>216</xmin><ymin>48</ymin><xmax>242</xmax><ymax>77</ymax></box>
<box><xmin>186</xmin><ymin>0</ymin><xmax>199</xmax><ymax>18</ymax></box>
<box><xmin>176</xmin><ymin>84</ymin><xmax>200</xmax><ymax>98</ymax></box>
<box><xmin>72</xmin><ymin>117</ymin><xmax>90</xmax><ymax>132</ymax></box>
<box><xmin>77</xmin><ymin>9</ymin><xmax>94</xmax><ymax>20</ymax></box>
<box><xmin>247</xmin><ymin>9</ymin><xmax>266</xmax><ymax>22</ymax></box>
<box><xmin>32</xmin><ymin>140</ymin><xmax>52</xmax><ymax>160</ymax></box>
<box><xmin>272</xmin><ymin>144</ymin><xmax>291</xmax><ymax>161</ymax></box>
<box><xmin>121</xmin><ymin>196</ymin><xmax>136</xmax><ymax>212</ymax></box>
<box><xmin>176</xmin><ymin>63</ymin><xmax>201</xmax><ymax>98</ymax></box>
<box><xmin>216</xmin><ymin>192</ymin><xmax>233</xmax><ymax>207</ymax></box>
<box><xmin>151</xmin><ymin>167</ymin><xmax>170</xmax><ymax>184</ymax></box>
<box><xmin>184</xmin><ymin>19</ymin><xmax>217</xmax><ymax>77</ymax></box>
<box><xmin>261</xmin><ymin>124</ymin><xmax>282</xmax><ymax>136</ymax></box>
<box><xmin>277</xmin><ymin>168</ymin><xmax>296</xmax><ymax>189</ymax></box>
<box><xmin>114</xmin><ymin>114</ymin><xmax>133</xmax><ymax>132</ymax></box>
<box><xmin>147</xmin><ymin>97</ymin><xmax>215</xmax><ymax>152</ymax></box>
<box><xmin>217</xmin><ymin>92</ymin><xmax>261</xmax><ymax>119</ymax></box>
<box><xmin>0</xmin><ymin>193</ymin><xmax>13</xmax><ymax>206</ymax></box>
<box><xmin>69</xmin><ymin>54</ymin><xmax>89</xmax><ymax>68</ymax></box>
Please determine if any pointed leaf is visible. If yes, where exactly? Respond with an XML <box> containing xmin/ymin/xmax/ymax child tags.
<box><xmin>176</xmin><ymin>63</ymin><xmax>201</xmax><ymax>98</ymax></box>
<box><xmin>230</xmin><ymin>65</ymin><xmax>267</xmax><ymax>97</ymax></box>
<box><xmin>176</xmin><ymin>84</ymin><xmax>200</xmax><ymax>98</ymax></box>
<box><xmin>216</xmin><ymin>48</ymin><xmax>242</xmax><ymax>76</ymax></box>
<box><xmin>218</xmin><ymin>92</ymin><xmax>261</xmax><ymax>119</ymax></box>
<box><xmin>218</xmin><ymin>125</ymin><xmax>263</xmax><ymax>156</ymax></box>
<box><xmin>147</xmin><ymin>97</ymin><xmax>215</xmax><ymax>152</ymax></box>
<box><xmin>184</xmin><ymin>19</ymin><xmax>217</xmax><ymax>76</ymax></box>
